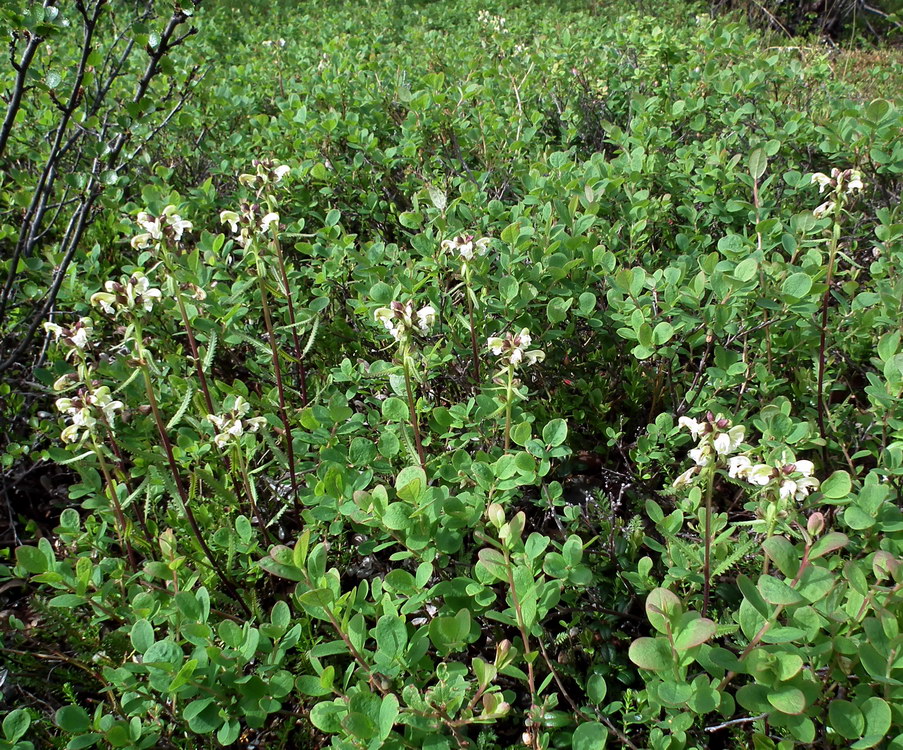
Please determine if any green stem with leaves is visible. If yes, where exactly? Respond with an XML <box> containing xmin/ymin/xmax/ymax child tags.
<box><xmin>133</xmin><ymin>322</ymin><xmax>252</xmax><ymax>618</ymax></box>
<box><xmin>256</xmin><ymin>269</ymin><xmax>302</xmax><ymax>525</ymax></box>
<box><xmin>402</xmin><ymin>349</ymin><xmax>426</xmax><ymax>469</ymax></box>
<box><xmin>504</xmin><ymin>363</ymin><xmax>515</xmax><ymax>452</ymax></box>
<box><xmin>91</xmin><ymin>436</ymin><xmax>137</xmax><ymax>573</ymax></box>
<box><xmin>816</xmin><ymin>195</ymin><xmax>844</xmax><ymax>445</ymax></box>
<box><xmin>463</xmin><ymin>264</ymin><xmax>480</xmax><ymax>382</ymax></box>
<box><xmin>702</xmin><ymin>461</ymin><xmax>716</xmax><ymax>618</ymax></box>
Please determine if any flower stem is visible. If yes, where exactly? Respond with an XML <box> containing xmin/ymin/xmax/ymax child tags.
<box><xmin>174</xmin><ymin>292</ymin><xmax>215</xmax><ymax>415</ymax></box>
<box><xmin>133</xmin><ymin>325</ymin><xmax>251</xmax><ymax>618</ymax></box>
<box><xmin>702</xmin><ymin>462</ymin><xmax>715</xmax><ymax>618</ymax></box>
<box><xmin>463</xmin><ymin>270</ymin><xmax>480</xmax><ymax>383</ymax></box>
<box><xmin>403</xmin><ymin>352</ymin><xmax>426</xmax><ymax>470</ymax></box>
<box><xmin>91</xmin><ymin>436</ymin><xmax>137</xmax><ymax>572</ymax></box>
<box><xmin>504</xmin><ymin>364</ymin><xmax>515</xmax><ymax>452</ymax></box>
<box><xmin>816</xmin><ymin>196</ymin><xmax>844</xmax><ymax>446</ymax></box>
<box><xmin>234</xmin><ymin>446</ymin><xmax>273</xmax><ymax>546</ymax></box>
<box><xmin>272</xmin><ymin>236</ymin><xmax>309</xmax><ymax>405</ymax></box>
<box><xmin>257</xmin><ymin>273</ymin><xmax>302</xmax><ymax>526</ymax></box>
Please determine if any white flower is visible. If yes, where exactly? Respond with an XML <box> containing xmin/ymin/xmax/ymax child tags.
<box><xmin>713</xmin><ymin>424</ymin><xmax>745</xmax><ymax>456</ymax></box>
<box><xmin>207</xmin><ymin>396</ymin><xmax>265</xmax><ymax>448</ymax></box>
<box><xmin>746</xmin><ymin>463</ymin><xmax>774</xmax><ymax>486</ymax></box>
<box><xmin>794</xmin><ymin>460</ymin><xmax>815</xmax><ymax>477</ymax></box>
<box><xmin>220</xmin><ymin>210</ymin><xmax>240</xmax><ymax>234</ymax></box>
<box><xmin>811</xmin><ymin>172</ymin><xmax>833</xmax><ymax>193</ymax></box>
<box><xmin>487</xmin><ymin>336</ymin><xmax>505</xmax><ymax>355</ymax></box>
<box><xmin>678</xmin><ymin>416</ymin><xmax>706</xmax><ymax>439</ymax></box>
<box><xmin>162</xmin><ymin>205</ymin><xmax>192</xmax><ymax>241</ymax></box>
<box><xmin>273</xmin><ymin>165</ymin><xmax>290</xmax><ymax>182</ymax></box>
<box><xmin>373</xmin><ymin>301</ymin><xmax>431</xmax><ymax>342</ymax></box>
<box><xmin>133</xmin><ymin>206</ymin><xmax>191</xmax><ymax>247</ymax></box>
<box><xmin>69</xmin><ymin>326</ymin><xmax>90</xmax><ymax>349</ymax></box>
<box><xmin>813</xmin><ymin>200</ymin><xmax>835</xmax><ymax>218</ymax></box>
<box><xmin>55</xmin><ymin>385</ymin><xmax>122</xmax><ymax>443</ymax></box>
<box><xmin>845</xmin><ymin>170</ymin><xmax>864</xmax><ymax>194</ymax></box>
<box><xmin>136</xmin><ymin>211</ymin><xmax>164</xmax><ymax>240</ymax></box>
<box><xmin>416</xmin><ymin>305</ymin><xmax>436</xmax><ymax>333</ymax></box>
<box><xmin>487</xmin><ymin>328</ymin><xmax>543</xmax><ymax>369</ymax></box>
<box><xmin>673</xmin><ymin>467</ymin><xmax>698</xmax><ymax>487</ymax></box>
<box><xmin>131</xmin><ymin>233</ymin><xmax>153</xmax><ymax>250</ymax></box>
<box><xmin>523</xmin><ymin>349</ymin><xmax>545</xmax><ymax>366</ymax></box>
<box><xmin>261</xmin><ymin>212</ymin><xmax>280</xmax><ymax>233</ymax></box>
<box><xmin>43</xmin><ymin>322</ymin><xmax>64</xmax><ymax>338</ymax></box>
<box><xmin>91</xmin><ymin>292</ymin><xmax>116</xmax><ymax>315</ymax></box>
<box><xmin>688</xmin><ymin>447</ymin><xmax>710</xmax><ymax>467</ymax></box>
<box><xmin>728</xmin><ymin>455</ymin><xmax>752</xmax><ymax>478</ymax></box>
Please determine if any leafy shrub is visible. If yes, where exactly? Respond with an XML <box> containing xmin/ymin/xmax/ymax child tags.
<box><xmin>1</xmin><ymin>0</ymin><xmax>902</xmax><ymax>748</ymax></box>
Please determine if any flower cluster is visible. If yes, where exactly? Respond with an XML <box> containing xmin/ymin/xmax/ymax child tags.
<box><xmin>131</xmin><ymin>205</ymin><xmax>193</xmax><ymax>250</ymax></box>
<box><xmin>220</xmin><ymin>201</ymin><xmax>280</xmax><ymax>248</ymax></box>
<box><xmin>55</xmin><ymin>386</ymin><xmax>124</xmax><ymax>444</ymax></box>
<box><xmin>487</xmin><ymin>328</ymin><xmax>544</xmax><ymax>368</ymax></box>
<box><xmin>43</xmin><ymin>317</ymin><xmax>94</xmax><ymax>358</ymax></box>
<box><xmin>262</xmin><ymin>38</ymin><xmax>286</xmax><ymax>48</ymax></box>
<box><xmin>673</xmin><ymin>412</ymin><xmax>745</xmax><ymax>486</ymax></box>
<box><xmin>811</xmin><ymin>168</ymin><xmax>864</xmax><ymax>217</ymax></box>
<box><xmin>207</xmin><ymin>396</ymin><xmax>267</xmax><ymax>448</ymax></box>
<box><xmin>374</xmin><ymin>301</ymin><xmax>436</xmax><ymax>342</ymax></box>
<box><xmin>237</xmin><ymin>159</ymin><xmax>291</xmax><ymax>192</ymax></box>
<box><xmin>728</xmin><ymin>456</ymin><xmax>819</xmax><ymax>502</ymax></box>
<box><xmin>441</xmin><ymin>234</ymin><xmax>491</xmax><ymax>262</ymax></box>
<box><xmin>477</xmin><ymin>10</ymin><xmax>507</xmax><ymax>32</ymax></box>
<box><xmin>90</xmin><ymin>273</ymin><xmax>162</xmax><ymax>317</ymax></box>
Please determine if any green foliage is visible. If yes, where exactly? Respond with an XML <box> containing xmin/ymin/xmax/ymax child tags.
<box><xmin>2</xmin><ymin>0</ymin><xmax>903</xmax><ymax>748</ymax></box>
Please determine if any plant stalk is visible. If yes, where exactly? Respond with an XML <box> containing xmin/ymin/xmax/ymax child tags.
<box><xmin>403</xmin><ymin>352</ymin><xmax>427</xmax><ymax>469</ymax></box>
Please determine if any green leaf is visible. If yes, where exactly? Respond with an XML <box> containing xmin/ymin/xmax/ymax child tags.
<box><xmin>183</xmin><ymin>698</ymin><xmax>221</xmax><ymax>734</ymax></box>
<box><xmin>854</xmin><ymin>697</ymin><xmax>892</xmax><ymax>748</ymax></box>
<box><xmin>673</xmin><ymin>617</ymin><xmax>716</xmax><ymax>651</ymax></box>
<box><xmin>782</xmin><ymin>272</ymin><xmax>813</xmax><ymax>299</ymax></box>
<box><xmin>310</xmin><ymin>700</ymin><xmax>346</xmax><ymax>733</ymax></box>
<box><xmin>768</xmin><ymin>686</ymin><xmax>807</xmax><ymax>715</ymax></box>
<box><xmin>542</xmin><ymin>419</ymin><xmax>568</xmax><ymax>447</ymax></box>
<box><xmin>382</xmin><ymin>397</ymin><xmax>409</xmax><ymax>421</ymax></box>
<box><xmin>130</xmin><ymin>619</ymin><xmax>154</xmax><ymax>653</ymax></box>
<box><xmin>821</xmin><ymin>470</ymin><xmax>852</xmax><ymax>500</ymax></box>
<box><xmin>652</xmin><ymin>321</ymin><xmax>675</xmax><ymax>345</ymax></box>
<box><xmin>342</xmin><ymin>712</ymin><xmax>376</xmax><ymax>741</ymax></box>
<box><xmin>657</xmin><ymin>680</ymin><xmax>693</xmax><ymax>706</ymax></box>
<box><xmin>628</xmin><ymin>637</ymin><xmax>672</xmax><ymax>671</ymax></box>
<box><xmin>3</xmin><ymin>709</ymin><xmax>31</xmax><ymax>743</ymax></box>
<box><xmin>829</xmin><ymin>700</ymin><xmax>865</xmax><ymax>739</ymax></box>
<box><xmin>395</xmin><ymin>466</ymin><xmax>426</xmax><ymax>503</ymax></box>
<box><xmin>645</xmin><ymin>588</ymin><xmax>682</xmax><ymax>634</ymax></box>
<box><xmin>809</xmin><ymin>531</ymin><xmax>848</xmax><ymax>559</ymax></box>
<box><xmin>378</xmin><ymin>694</ymin><xmax>399</xmax><ymax>740</ymax></box>
<box><xmin>15</xmin><ymin>546</ymin><xmax>48</xmax><ymax>574</ymax></box>
<box><xmin>546</xmin><ymin>296</ymin><xmax>572</xmax><ymax>324</ymax></box>
<box><xmin>748</xmin><ymin>148</ymin><xmax>767</xmax><ymax>180</ymax></box>
<box><xmin>167</xmin><ymin>659</ymin><xmax>199</xmax><ymax>692</ymax></box>
<box><xmin>734</xmin><ymin>257</ymin><xmax>758</xmax><ymax>282</ymax></box>
<box><xmin>587</xmin><ymin>674</ymin><xmax>607</xmax><ymax>704</ymax></box>
<box><xmin>762</xmin><ymin>537</ymin><xmax>799</xmax><ymax>579</ymax></box>
<box><xmin>844</xmin><ymin>506</ymin><xmax>875</xmax><ymax>530</ymax></box>
<box><xmin>55</xmin><ymin>705</ymin><xmax>90</xmax><ymax>733</ymax></box>
<box><xmin>375</xmin><ymin>614</ymin><xmax>408</xmax><ymax>658</ymax></box>
<box><xmin>477</xmin><ymin>548</ymin><xmax>508</xmax><ymax>581</ymax></box>
<box><xmin>758</xmin><ymin>574</ymin><xmax>804</xmax><ymax>605</ymax></box>
<box><xmin>572</xmin><ymin>721</ymin><xmax>608</xmax><ymax>750</ymax></box>
<box><xmin>499</xmin><ymin>277</ymin><xmax>519</xmax><ymax>302</ymax></box>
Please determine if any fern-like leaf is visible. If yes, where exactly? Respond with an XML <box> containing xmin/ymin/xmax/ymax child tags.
<box><xmin>202</xmin><ymin>331</ymin><xmax>218</xmax><ymax>374</ymax></box>
<box><xmin>166</xmin><ymin>386</ymin><xmax>194</xmax><ymax>430</ymax></box>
